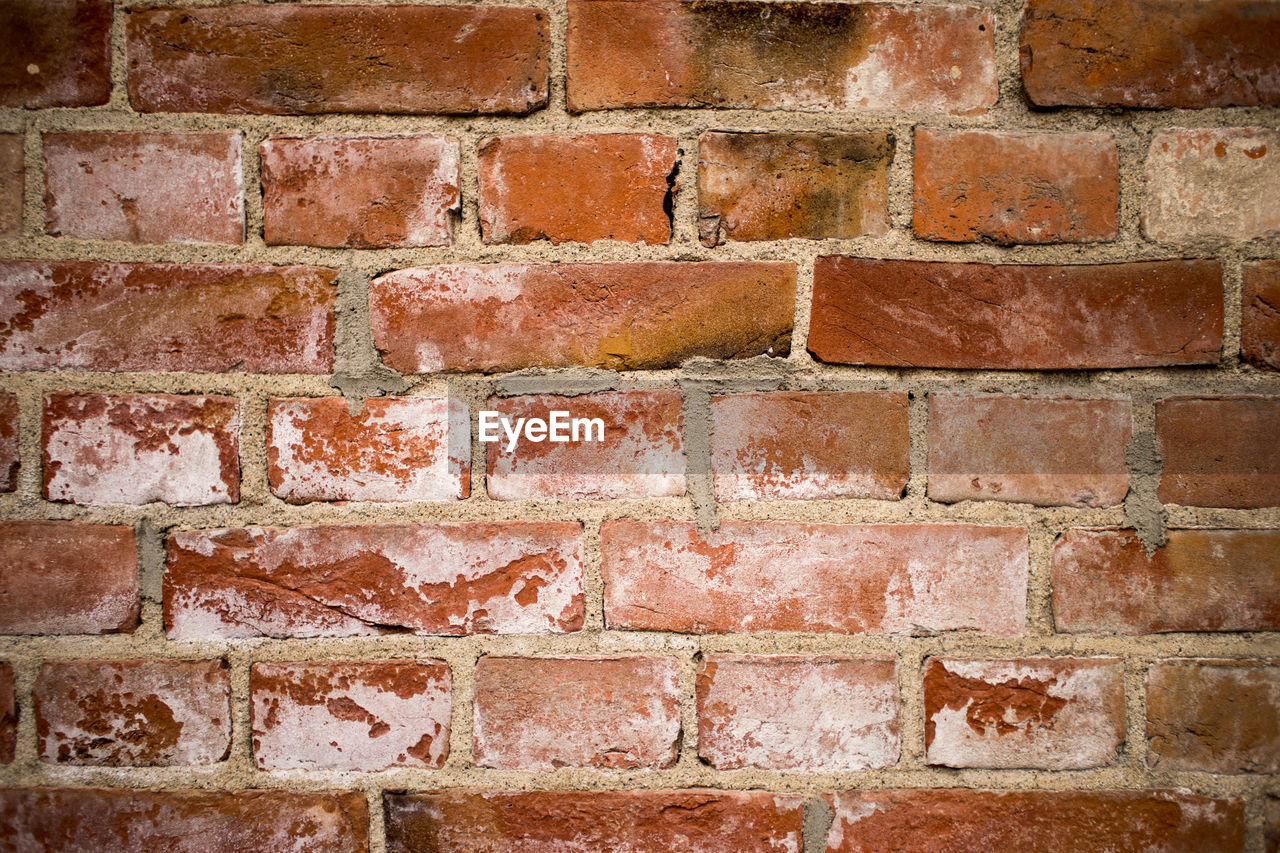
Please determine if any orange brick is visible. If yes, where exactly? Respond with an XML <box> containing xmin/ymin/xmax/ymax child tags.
<box><xmin>1244</xmin><ymin>261</ymin><xmax>1280</xmax><ymax>370</ymax></box>
<box><xmin>1147</xmin><ymin>660</ymin><xmax>1280</xmax><ymax>773</ymax></box>
<box><xmin>1157</xmin><ymin>396</ymin><xmax>1280</xmax><ymax>507</ymax></box>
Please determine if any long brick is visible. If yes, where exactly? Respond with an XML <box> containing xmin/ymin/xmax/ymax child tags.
<box><xmin>1157</xmin><ymin>396</ymin><xmax>1280</xmax><ymax>507</ymax></box>
<box><xmin>0</xmin><ymin>0</ymin><xmax>111</xmax><ymax>108</ymax></box>
<box><xmin>0</xmin><ymin>391</ymin><xmax>16</xmax><ymax>492</ymax></box>
<box><xmin>808</xmin><ymin>257</ymin><xmax>1223</xmax><ymax>369</ymax></box>
<box><xmin>567</xmin><ymin>0</ymin><xmax>996</xmax><ymax>114</ymax></box>
<box><xmin>0</xmin><ymin>260</ymin><xmax>336</xmax><ymax>373</ymax></box>
<box><xmin>1147</xmin><ymin>660</ymin><xmax>1280</xmax><ymax>773</ymax></box>
<box><xmin>0</xmin><ymin>134</ymin><xmax>21</xmax><ymax>240</ymax></box>
<box><xmin>1245</xmin><ymin>261</ymin><xmax>1280</xmax><ymax>370</ymax></box>
<box><xmin>165</xmin><ymin>523</ymin><xmax>584</xmax><ymax>639</ymax></box>
<box><xmin>0</xmin><ymin>663</ymin><xmax>14</xmax><ymax>764</ymax></box>
<box><xmin>601</xmin><ymin>521</ymin><xmax>1027</xmax><ymax>635</ymax></box>
<box><xmin>127</xmin><ymin>4</ymin><xmax>549</xmax><ymax>115</ymax></box>
<box><xmin>370</xmin><ymin>262</ymin><xmax>794</xmax><ymax>373</ymax></box>
<box><xmin>473</xmin><ymin>656</ymin><xmax>681</xmax><ymax>770</ymax></box>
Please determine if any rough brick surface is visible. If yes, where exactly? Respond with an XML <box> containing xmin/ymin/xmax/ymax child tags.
<box><xmin>486</xmin><ymin>391</ymin><xmax>684</xmax><ymax>500</ymax></box>
<box><xmin>0</xmin><ymin>521</ymin><xmax>137</xmax><ymax>635</ymax></box>
<box><xmin>0</xmin><ymin>260</ymin><xmax>336</xmax><ymax>373</ymax></box>
<box><xmin>928</xmin><ymin>395</ymin><xmax>1131</xmax><ymax>507</ymax></box>
<box><xmin>0</xmin><ymin>134</ymin><xmax>21</xmax><ymax>240</ymax></box>
<box><xmin>809</xmin><ymin>257</ymin><xmax>1223</xmax><ymax>369</ymax></box>
<box><xmin>0</xmin><ymin>391</ymin><xmax>16</xmax><ymax>492</ymax></box>
<box><xmin>261</xmin><ymin>135</ymin><xmax>459</xmax><ymax>248</ymax></box>
<box><xmin>127</xmin><ymin>5</ymin><xmax>549</xmax><ymax>115</ymax></box>
<box><xmin>567</xmin><ymin>0</ymin><xmax>996</xmax><ymax>114</ymax></box>
<box><xmin>601</xmin><ymin>521</ymin><xmax>1027</xmax><ymax>635</ymax></box>
<box><xmin>923</xmin><ymin>657</ymin><xmax>1124</xmax><ymax>770</ymax></box>
<box><xmin>698</xmin><ymin>131</ymin><xmax>892</xmax><ymax>245</ymax></box>
<box><xmin>268</xmin><ymin>396</ymin><xmax>469</xmax><ymax>503</ymax></box>
<box><xmin>1157</xmin><ymin>396</ymin><xmax>1280</xmax><ymax>507</ymax></box>
<box><xmin>478</xmin><ymin>134</ymin><xmax>677</xmax><ymax>245</ymax></box>
<box><xmin>697</xmin><ymin>655</ymin><xmax>898</xmax><ymax>772</ymax></box>
<box><xmin>0</xmin><ymin>0</ymin><xmax>111</xmax><ymax>108</ymax></box>
<box><xmin>473</xmin><ymin>656</ymin><xmax>681</xmax><ymax>770</ymax></box>
<box><xmin>0</xmin><ymin>663</ymin><xmax>14</xmax><ymax>764</ymax></box>
<box><xmin>1245</xmin><ymin>261</ymin><xmax>1280</xmax><ymax>370</ymax></box>
<box><xmin>165</xmin><ymin>523</ymin><xmax>584</xmax><ymax>639</ymax></box>
<box><xmin>1147</xmin><ymin>660</ymin><xmax>1280</xmax><ymax>773</ymax></box>
<box><xmin>1267</xmin><ymin>797</ymin><xmax>1280</xmax><ymax>853</ymax></box>
<box><xmin>251</xmin><ymin>660</ymin><xmax>451</xmax><ymax>772</ymax></box>
<box><xmin>34</xmin><ymin>660</ymin><xmax>231</xmax><ymax>766</ymax></box>
<box><xmin>913</xmin><ymin>129</ymin><xmax>1119</xmax><ymax>244</ymax></box>
<box><xmin>371</xmin><ymin>262</ymin><xmax>794</xmax><ymax>373</ymax></box>
<box><xmin>711</xmin><ymin>391</ymin><xmax>909</xmax><ymax>501</ymax></box>
<box><xmin>43</xmin><ymin>132</ymin><xmax>244</xmax><ymax>244</ymax></box>
<box><xmin>44</xmin><ymin>393</ymin><xmax>240</xmax><ymax>507</ymax></box>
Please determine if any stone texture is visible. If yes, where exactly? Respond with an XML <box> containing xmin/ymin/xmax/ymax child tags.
<box><xmin>1156</xmin><ymin>396</ymin><xmax>1280</xmax><ymax>507</ymax></box>
<box><xmin>1147</xmin><ymin>660</ymin><xmax>1280</xmax><ymax>773</ymax></box>
<box><xmin>1244</xmin><ymin>261</ymin><xmax>1280</xmax><ymax>370</ymax></box>
<box><xmin>0</xmin><ymin>0</ymin><xmax>111</xmax><ymax>108</ymax></box>
<box><xmin>809</xmin><ymin>257</ymin><xmax>1223</xmax><ymax>369</ymax></box>
<box><xmin>165</xmin><ymin>523</ymin><xmax>584</xmax><ymax>639</ymax></box>
<box><xmin>0</xmin><ymin>663</ymin><xmax>14</xmax><ymax>764</ymax></box>
<box><xmin>0</xmin><ymin>134</ymin><xmax>22</xmax><ymax>240</ymax></box>
<box><xmin>1266</xmin><ymin>796</ymin><xmax>1280</xmax><ymax>853</ymax></box>
<box><xmin>371</xmin><ymin>262</ymin><xmax>794</xmax><ymax>373</ymax></box>
<box><xmin>0</xmin><ymin>391</ymin><xmax>17</xmax><ymax>492</ymax></box>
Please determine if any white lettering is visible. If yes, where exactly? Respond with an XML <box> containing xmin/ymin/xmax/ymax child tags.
<box><xmin>477</xmin><ymin>410</ymin><xmax>607</xmax><ymax>452</ymax></box>
<box><xmin>502</xmin><ymin>416</ymin><xmax>524</xmax><ymax>453</ymax></box>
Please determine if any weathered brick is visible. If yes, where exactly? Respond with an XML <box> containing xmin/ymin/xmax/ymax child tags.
<box><xmin>1157</xmin><ymin>396</ymin><xmax>1280</xmax><ymax>507</ymax></box>
<box><xmin>697</xmin><ymin>655</ymin><xmax>898</xmax><ymax>772</ymax></box>
<box><xmin>1054</xmin><ymin>528</ymin><xmax>1280</xmax><ymax>634</ymax></box>
<box><xmin>1021</xmin><ymin>0</ymin><xmax>1280</xmax><ymax>108</ymax></box>
<box><xmin>698</xmin><ymin>131</ymin><xmax>892</xmax><ymax>245</ymax></box>
<box><xmin>0</xmin><ymin>788</ymin><xmax>368</xmax><ymax>852</ymax></box>
<box><xmin>826</xmin><ymin>789</ymin><xmax>1244</xmax><ymax>852</ymax></box>
<box><xmin>0</xmin><ymin>663</ymin><xmax>14</xmax><ymax>764</ymax></box>
<box><xmin>1145</xmin><ymin>128</ymin><xmax>1280</xmax><ymax>242</ymax></box>
<box><xmin>251</xmin><ymin>660</ymin><xmax>450</xmax><ymax>771</ymax></box>
<box><xmin>567</xmin><ymin>0</ymin><xmax>996</xmax><ymax>114</ymax></box>
<box><xmin>0</xmin><ymin>260</ymin><xmax>336</xmax><ymax>373</ymax></box>
<box><xmin>1244</xmin><ymin>261</ymin><xmax>1280</xmax><ymax>371</ymax></box>
<box><xmin>34</xmin><ymin>659</ymin><xmax>230</xmax><ymax>766</ymax></box>
<box><xmin>268</xmin><ymin>396</ymin><xmax>469</xmax><ymax>503</ymax></box>
<box><xmin>44</xmin><ymin>132</ymin><xmax>244</xmax><ymax>244</ymax></box>
<box><xmin>473</xmin><ymin>656</ymin><xmax>681</xmax><ymax>770</ymax></box>
<box><xmin>261</xmin><ymin>135</ymin><xmax>459</xmax><ymax>248</ymax></box>
<box><xmin>1148</xmin><ymin>659</ymin><xmax>1280</xmax><ymax>773</ymax></box>
<box><xmin>0</xmin><ymin>134</ymin><xmax>21</xmax><ymax>240</ymax></box>
<box><xmin>924</xmin><ymin>657</ymin><xmax>1125</xmax><ymax>770</ymax></box>
<box><xmin>928</xmin><ymin>395</ymin><xmax>1131</xmax><ymax>507</ymax></box>
<box><xmin>602</xmin><ymin>521</ymin><xmax>1027</xmax><ymax>635</ymax></box>
<box><xmin>809</xmin><ymin>257</ymin><xmax>1223</xmax><ymax>369</ymax></box>
<box><xmin>913</xmin><ymin>129</ymin><xmax>1119</xmax><ymax>244</ymax></box>
<box><xmin>711</xmin><ymin>391</ymin><xmax>909</xmax><ymax>501</ymax></box>
<box><xmin>1267</xmin><ymin>796</ymin><xmax>1280</xmax><ymax>853</ymax></box>
<box><xmin>371</xmin><ymin>262</ymin><xmax>794</xmax><ymax>373</ymax></box>
<box><xmin>0</xmin><ymin>521</ymin><xmax>138</xmax><ymax>635</ymax></box>
<box><xmin>0</xmin><ymin>0</ymin><xmax>111</xmax><ymax>108</ymax></box>
<box><xmin>487</xmin><ymin>391</ymin><xmax>684</xmax><ymax>500</ymax></box>
<box><xmin>127</xmin><ymin>4</ymin><xmax>549</xmax><ymax>115</ymax></box>
<box><xmin>386</xmin><ymin>790</ymin><xmax>806</xmax><ymax>853</ymax></box>
<box><xmin>0</xmin><ymin>391</ymin><xmax>16</xmax><ymax>492</ymax></box>
<box><xmin>165</xmin><ymin>523</ymin><xmax>584</xmax><ymax>639</ymax></box>
<box><xmin>478</xmin><ymin>134</ymin><xmax>676</xmax><ymax>245</ymax></box>
<box><xmin>44</xmin><ymin>393</ymin><xmax>240</xmax><ymax>507</ymax></box>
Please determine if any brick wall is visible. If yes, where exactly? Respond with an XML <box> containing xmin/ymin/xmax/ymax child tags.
<box><xmin>0</xmin><ymin>0</ymin><xmax>1278</xmax><ymax>850</ymax></box>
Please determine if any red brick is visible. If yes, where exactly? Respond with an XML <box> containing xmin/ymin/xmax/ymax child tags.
<box><xmin>478</xmin><ymin>134</ymin><xmax>676</xmax><ymax>245</ymax></box>
<box><xmin>567</xmin><ymin>1</ymin><xmax>996</xmax><ymax>114</ymax></box>
<box><xmin>251</xmin><ymin>660</ymin><xmax>450</xmax><ymax>771</ymax></box>
<box><xmin>44</xmin><ymin>132</ymin><xmax>244</xmax><ymax>244</ymax></box>
<box><xmin>1144</xmin><ymin>128</ymin><xmax>1280</xmax><ymax>242</ymax></box>
<box><xmin>34</xmin><ymin>659</ymin><xmax>230</xmax><ymax>766</ymax></box>
<box><xmin>1053</xmin><ymin>528</ymin><xmax>1280</xmax><ymax>634</ymax></box>
<box><xmin>809</xmin><ymin>257</ymin><xmax>1223</xmax><ymax>369</ymax></box>
<box><xmin>826</xmin><ymin>789</ymin><xmax>1244</xmax><ymax>852</ymax></box>
<box><xmin>913</xmin><ymin>129</ymin><xmax>1119</xmax><ymax>244</ymax></box>
<box><xmin>127</xmin><ymin>4</ymin><xmax>548</xmax><ymax>115</ymax></box>
<box><xmin>0</xmin><ymin>0</ymin><xmax>111</xmax><ymax>108</ymax></box>
<box><xmin>0</xmin><ymin>521</ymin><xmax>138</xmax><ymax>635</ymax></box>
<box><xmin>0</xmin><ymin>134</ymin><xmax>21</xmax><ymax>240</ymax></box>
<box><xmin>268</xmin><ymin>396</ymin><xmax>469</xmax><ymax>503</ymax></box>
<box><xmin>262</xmin><ymin>135</ymin><xmax>459</xmax><ymax>248</ymax></box>
<box><xmin>924</xmin><ymin>657</ymin><xmax>1124</xmax><ymax>770</ymax></box>
<box><xmin>44</xmin><ymin>393</ymin><xmax>240</xmax><ymax>507</ymax></box>
<box><xmin>0</xmin><ymin>663</ymin><xmax>13</xmax><ymax>764</ymax></box>
<box><xmin>1245</xmin><ymin>261</ymin><xmax>1280</xmax><ymax>370</ymax></box>
<box><xmin>486</xmin><ymin>391</ymin><xmax>684</xmax><ymax>500</ymax></box>
<box><xmin>1021</xmin><ymin>0</ymin><xmax>1280</xmax><ymax>108</ymax></box>
<box><xmin>0</xmin><ymin>260</ymin><xmax>336</xmax><ymax>373</ymax></box>
<box><xmin>711</xmin><ymin>391</ymin><xmax>909</xmax><ymax>501</ymax></box>
<box><xmin>371</xmin><ymin>262</ymin><xmax>794</xmax><ymax>373</ymax></box>
<box><xmin>0</xmin><ymin>788</ymin><xmax>368</xmax><ymax>852</ymax></box>
<box><xmin>601</xmin><ymin>521</ymin><xmax>1027</xmax><ymax>635</ymax></box>
<box><xmin>473</xmin><ymin>656</ymin><xmax>680</xmax><ymax>770</ymax></box>
<box><xmin>928</xmin><ymin>395</ymin><xmax>1131</xmax><ymax>507</ymax></box>
<box><xmin>1157</xmin><ymin>396</ymin><xmax>1280</xmax><ymax>507</ymax></box>
<box><xmin>0</xmin><ymin>392</ymin><xmax>16</xmax><ymax>492</ymax></box>
<box><xmin>1147</xmin><ymin>659</ymin><xmax>1280</xmax><ymax>773</ymax></box>
<box><xmin>165</xmin><ymin>523</ymin><xmax>584</xmax><ymax>639</ymax></box>
<box><xmin>697</xmin><ymin>655</ymin><xmax>898</xmax><ymax>772</ymax></box>
<box><xmin>697</xmin><ymin>131</ymin><xmax>892</xmax><ymax>245</ymax></box>
<box><xmin>386</xmin><ymin>789</ymin><xmax>805</xmax><ymax>853</ymax></box>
